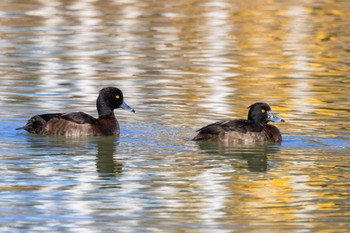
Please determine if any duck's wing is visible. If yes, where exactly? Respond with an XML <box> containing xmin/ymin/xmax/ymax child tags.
<box><xmin>60</xmin><ymin>112</ymin><xmax>96</xmax><ymax>124</ymax></box>
<box><xmin>196</xmin><ymin>120</ymin><xmax>249</xmax><ymax>134</ymax></box>
<box><xmin>193</xmin><ymin>120</ymin><xmax>249</xmax><ymax>141</ymax></box>
<box><xmin>17</xmin><ymin>112</ymin><xmax>97</xmax><ymax>135</ymax></box>
<box><xmin>44</xmin><ymin>112</ymin><xmax>97</xmax><ymax>136</ymax></box>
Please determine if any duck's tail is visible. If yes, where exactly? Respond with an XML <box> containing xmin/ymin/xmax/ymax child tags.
<box><xmin>16</xmin><ymin>126</ymin><xmax>28</xmax><ymax>130</ymax></box>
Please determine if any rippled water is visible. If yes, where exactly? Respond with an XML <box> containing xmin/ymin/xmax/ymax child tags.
<box><xmin>1</xmin><ymin>0</ymin><xmax>350</xmax><ymax>232</ymax></box>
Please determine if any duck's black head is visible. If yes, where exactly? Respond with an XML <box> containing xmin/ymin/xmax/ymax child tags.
<box><xmin>97</xmin><ymin>87</ymin><xmax>135</xmax><ymax>117</ymax></box>
<box><xmin>247</xmin><ymin>102</ymin><xmax>284</xmax><ymax>125</ymax></box>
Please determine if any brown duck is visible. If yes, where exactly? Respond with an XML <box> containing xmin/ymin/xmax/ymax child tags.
<box><xmin>193</xmin><ymin>102</ymin><xmax>284</xmax><ymax>143</ymax></box>
<box><xmin>16</xmin><ymin>87</ymin><xmax>135</xmax><ymax>136</ymax></box>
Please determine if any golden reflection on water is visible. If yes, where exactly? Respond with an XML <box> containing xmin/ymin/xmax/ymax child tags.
<box><xmin>1</xmin><ymin>0</ymin><xmax>349</xmax><ymax>131</ymax></box>
<box><xmin>0</xmin><ymin>0</ymin><xmax>350</xmax><ymax>231</ymax></box>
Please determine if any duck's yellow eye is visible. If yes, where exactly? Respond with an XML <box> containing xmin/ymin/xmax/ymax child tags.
<box><xmin>115</xmin><ymin>95</ymin><xmax>120</xmax><ymax>99</ymax></box>
<box><xmin>261</xmin><ymin>109</ymin><xmax>266</xmax><ymax>113</ymax></box>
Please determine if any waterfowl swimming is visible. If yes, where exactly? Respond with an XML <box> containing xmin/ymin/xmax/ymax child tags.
<box><xmin>16</xmin><ymin>87</ymin><xmax>135</xmax><ymax>136</ymax></box>
<box><xmin>193</xmin><ymin>102</ymin><xmax>284</xmax><ymax>143</ymax></box>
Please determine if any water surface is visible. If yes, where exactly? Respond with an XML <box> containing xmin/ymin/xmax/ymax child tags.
<box><xmin>1</xmin><ymin>0</ymin><xmax>350</xmax><ymax>232</ymax></box>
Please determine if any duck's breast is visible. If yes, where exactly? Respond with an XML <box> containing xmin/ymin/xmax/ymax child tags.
<box><xmin>93</xmin><ymin>118</ymin><xmax>120</xmax><ymax>136</ymax></box>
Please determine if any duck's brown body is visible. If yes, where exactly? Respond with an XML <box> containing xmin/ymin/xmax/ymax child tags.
<box><xmin>17</xmin><ymin>113</ymin><xmax>120</xmax><ymax>136</ymax></box>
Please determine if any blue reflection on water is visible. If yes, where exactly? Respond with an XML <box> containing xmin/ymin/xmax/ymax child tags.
<box><xmin>282</xmin><ymin>135</ymin><xmax>350</xmax><ymax>151</ymax></box>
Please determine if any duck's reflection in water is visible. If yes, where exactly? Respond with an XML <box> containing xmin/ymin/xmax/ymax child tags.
<box><xmin>195</xmin><ymin>141</ymin><xmax>280</xmax><ymax>172</ymax></box>
<box><xmin>95</xmin><ymin>136</ymin><xmax>122</xmax><ymax>177</ymax></box>
<box><xmin>24</xmin><ymin>135</ymin><xmax>122</xmax><ymax>177</ymax></box>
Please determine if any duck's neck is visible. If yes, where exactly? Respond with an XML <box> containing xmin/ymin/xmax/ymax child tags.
<box><xmin>97</xmin><ymin>102</ymin><xmax>115</xmax><ymax>119</ymax></box>
<box><xmin>98</xmin><ymin>112</ymin><xmax>115</xmax><ymax>119</ymax></box>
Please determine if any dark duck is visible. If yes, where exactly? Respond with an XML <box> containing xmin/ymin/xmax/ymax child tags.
<box><xmin>16</xmin><ymin>87</ymin><xmax>135</xmax><ymax>136</ymax></box>
<box><xmin>193</xmin><ymin>102</ymin><xmax>284</xmax><ymax>143</ymax></box>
